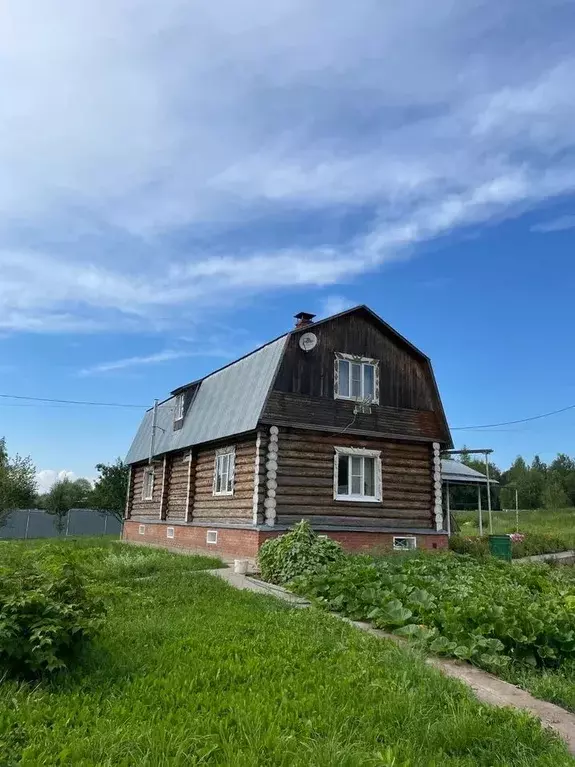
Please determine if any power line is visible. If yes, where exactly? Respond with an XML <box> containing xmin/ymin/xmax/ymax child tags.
<box><xmin>452</xmin><ymin>403</ymin><xmax>575</xmax><ymax>430</ymax></box>
<box><xmin>0</xmin><ymin>393</ymin><xmax>149</xmax><ymax>409</ymax></box>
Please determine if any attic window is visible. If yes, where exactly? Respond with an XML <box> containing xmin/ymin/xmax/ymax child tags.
<box><xmin>334</xmin><ymin>353</ymin><xmax>379</xmax><ymax>404</ymax></box>
<box><xmin>174</xmin><ymin>393</ymin><xmax>185</xmax><ymax>422</ymax></box>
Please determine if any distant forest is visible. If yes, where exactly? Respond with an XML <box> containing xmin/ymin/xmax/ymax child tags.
<box><xmin>450</xmin><ymin>450</ymin><xmax>575</xmax><ymax>511</ymax></box>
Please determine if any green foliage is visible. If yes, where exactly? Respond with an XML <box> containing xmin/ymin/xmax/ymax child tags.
<box><xmin>0</xmin><ymin>437</ymin><xmax>36</xmax><ymax>523</ymax></box>
<box><xmin>91</xmin><ymin>458</ymin><xmax>129</xmax><ymax>522</ymax></box>
<box><xmin>258</xmin><ymin>520</ymin><xmax>344</xmax><ymax>584</ymax></box>
<box><xmin>0</xmin><ymin>538</ymin><xmax>569</xmax><ymax>765</ymax></box>
<box><xmin>456</xmin><ymin>508</ymin><xmax>575</xmax><ymax>550</ymax></box>
<box><xmin>291</xmin><ymin>553</ymin><xmax>575</xmax><ymax>673</ymax></box>
<box><xmin>449</xmin><ymin>532</ymin><xmax>570</xmax><ymax>559</ymax></box>
<box><xmin>0</xmin><ymin>551</ymin><xmax>105</xmax><ymax>677</ymax></box>
<box><xmin>42</xmin><ymin>477</ymin><xmax>93</xmax><ymax>530</ymax></box>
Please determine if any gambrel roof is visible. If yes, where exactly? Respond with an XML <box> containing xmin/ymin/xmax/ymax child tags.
<box><xmin>126</xmin><ymin>305</ymin><xmax>451</xmax><ymax>464</ymax></box>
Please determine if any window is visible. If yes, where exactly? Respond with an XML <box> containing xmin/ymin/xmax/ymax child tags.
<box><xmin>334</xmin><ymin>447</ymin><xmax>382</xmax><ymax>502</ymax></box>
<box><xmin>174</xmin><ymin>393</ymin><xmax>185</xmax><ymax>422</ymax></box>
<box><xmin>393</xmin><ymin>536</ymin><xmax>417</xmax><ymax>551</ymax></box>
<box><xmin>142</xmin><ymin>469</ymin><xmax>154</xmax><ymax>501</ymax></box>
<box><xmin>138</xmin><ymin>524</ymin><xmax>145</xmax><ymax>535</ymax></box>
<box><xmin>206</xmin><ymin>530</ymin><xmax>218</xmax><ymax>544</ymax></box>
<box><xmin>213</xmin><ymin>448</ymin><xmax>235</xmax><ymax>495</ymax></box>
<box><xmin>166</xmin><ymin>526</ymin><xmax>175</xmax><ymax>539</ymax></box>
<box><xmin>334</xmin><ymin>354</ymin><xmax>379</xmax><ymax>403</ymax></box>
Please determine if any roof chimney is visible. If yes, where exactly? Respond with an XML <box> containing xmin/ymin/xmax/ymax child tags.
<box><xmin>294</xmin><ymin>311</ymin><xmax>316</xmax><ymax>328</ymax></box>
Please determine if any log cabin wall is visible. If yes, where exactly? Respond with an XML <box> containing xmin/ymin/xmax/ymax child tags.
<box><xmin>262</xmin><ymin>311</ymin><xmax>448</xmax><ymax>443</ymax></box>
<box><xmin>192</xmin><ymin>435</ymin><xmax>258</xmax><ymax>525</ymax></box>
<box><xmin>130</xmin><ymin>460</ymin><xmax>165</xmax><ymax>520</ymax></box>
<box><xmin>166</xmin><ymin>452</ymin><xmax>191</xmax><ymax>522</ymax></box>
<box><xmin>275</xmin><ymin>427</ymin><xmax>434</xmax><ymax>530</ymax></box>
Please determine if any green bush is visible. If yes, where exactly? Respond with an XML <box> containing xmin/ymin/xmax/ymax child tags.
<box><xmin>449</xmin><ymin>532</ymin><xmax>570</xmax><ymax>559</ymax></box>
<box><xmin>0</xmin><ymin>553</ymin><xmax>105</xmax><ymax>677</ymax></box>
<box><xmin>258</xmin><ymin>520</ymin><xmax>344</xmax><ymax>584</ymax></box>
<box><xmin>291</xmin><ymin>552</ymin><xmax>575</xmax><ymax>671</ymax></box>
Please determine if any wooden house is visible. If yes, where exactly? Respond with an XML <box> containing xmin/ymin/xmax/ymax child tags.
<box><xmin>123</xmin><ymin>306</ymin><xmax>452</xmax><ymax>559</ymax></box>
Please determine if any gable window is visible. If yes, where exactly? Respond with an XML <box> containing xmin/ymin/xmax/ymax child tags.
<box><xmin>174</xmin><ymin>393</ymin><xmax>185</xmax><ymax>422</ymax></box>
<box><xmin>333</xmin><ymin>447</ymin><xmax>382</xmax><ymax>502</ymax></box>
<box><xmin>142</xmin><ymin>468</ymin><xmax>154</xmax><ymax>501</ymax></box>
<box><xmin>334</xmin><ymin>354</ymin><xmax>379</xmax><ymax>403</ymax></box>
<box><xmin>213</xmin><ymin>447</ymin><xmax>235</xmax><ymax>496</ymax></box>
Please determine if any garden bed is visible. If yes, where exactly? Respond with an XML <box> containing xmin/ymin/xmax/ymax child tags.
<box><xmin>1</xmin><ymin>537</ymin><xmax>572</xmax><ymax>765</ymax></box>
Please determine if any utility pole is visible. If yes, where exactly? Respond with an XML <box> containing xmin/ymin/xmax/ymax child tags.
<box><xmin>485</xmin><ymin>452</ymin><xmax>493</xmax><ymax>534</ymax></box>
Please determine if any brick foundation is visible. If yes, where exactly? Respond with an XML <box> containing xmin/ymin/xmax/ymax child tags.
<box><xmin>123</xmin><ymin>520</ymin><xmax>448</xmax><ymax>561</ymax></box>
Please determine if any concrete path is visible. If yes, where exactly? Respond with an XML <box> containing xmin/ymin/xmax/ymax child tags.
<box><xmin>211</xmin><ymin>568</ymin><xmax>575</xmax><ymax>755</ymax></box>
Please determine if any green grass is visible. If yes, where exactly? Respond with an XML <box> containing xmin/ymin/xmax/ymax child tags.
<box><xmin>455</xmin><ymin>508</ymin><xmax>575</xmax><ymax>548</ymax></box>
<box><xmin>0</xmin><ymin>539</ymin><xmax>573</xmax><ymax>765</ymax></box>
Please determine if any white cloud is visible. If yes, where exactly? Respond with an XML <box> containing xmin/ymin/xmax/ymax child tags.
<box><xmin>319</xmin><ymin>295</ymin><xmax>356</xmax><ymax>318</ymax></box>
<box><xmin>1</xmin><ymin>1</ymin><xmax>575</xmax><ymax>332</ymax></box>
<box><xmin>36</xmin><ymin>469</ymin><xmax>78</xmax><ymax>494</ymax></box>
<box><xmin>79</xmin><ymin>349</ymin><xmax>193</xmax><ymax>376</ymax></box>
<box><xmin>531</xmin><ymin>215</ymin><xmax>575</xmax><ymax>233</ymax></box>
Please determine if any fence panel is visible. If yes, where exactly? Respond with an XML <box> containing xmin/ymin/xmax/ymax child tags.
<box><xmin>0</xmin><ymin>509</ymin><xmax>122</xmax><ymax>539</ymax></box>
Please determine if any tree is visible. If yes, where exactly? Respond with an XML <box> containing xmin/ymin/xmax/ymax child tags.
<box><xmin>542</xmin><ymin>472</ymin><xmax>569</xmax><ymax>510</ymax></box>
<box><xmin>91</xmin><ymin>458</ymin><xmax>129</xmax><ymax>522</ymax></box>
<box><xmin>0</xmin><ymin>437</ymin><xmax>36</xmax><ymax>525</ymax></box>
<box><xmin>44</xmin><ymin>477</ymin><xmax>93</xmax><ymax>532</ymax></box>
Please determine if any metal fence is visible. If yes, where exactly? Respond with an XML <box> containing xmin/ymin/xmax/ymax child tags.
<box><xmin>0</xmin><ymin>509</ymin><xmax>123</xmax><ymax>539</ymax></box>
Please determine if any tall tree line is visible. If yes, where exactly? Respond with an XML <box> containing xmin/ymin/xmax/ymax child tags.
<box><xmin>452</xmin><ymin>450</ymin><xmax>575</xmax><ymax>510</ymax></box>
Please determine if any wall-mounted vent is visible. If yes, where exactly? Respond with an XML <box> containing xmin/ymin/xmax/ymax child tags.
<box><xmin>393</xmin><ymin>536</ymin><xmax>416</xmax><ymax>551</ymax></box>
<box><xmin>167</xmin><ymin>527</ymin><xmax>175</xmax><ymax>539</ymax></box>
<box><xmin>138</xmin><ymin>524</ymin><xmax>145</xmax><ymax>535</ymax></box>
<box><xmin>206</xmin><ymin>530</ymin><xmax>218</xmax><ymax>545</ymax></box>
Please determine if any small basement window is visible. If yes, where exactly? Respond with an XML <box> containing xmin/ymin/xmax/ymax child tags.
<box><xmin>334</xmin><ymin>354</ymin><xmax>379</xmax><ymax>403</ymax></box>
<box><xmin>206</xmin><ymin>530</ymin><xmax>218</xmax><ymax>544</ymax></box>
<box><xmin>393</xmin><ymin>536</ymin><xmax>417</xmax><ymax>551</ymax></box>
<box><xmin>334</xmin><ymin>447</ymin><xmax>382</xmax><ymax>502</ymax></box>
<box><xmin>138</xmin><ymin>524</ymin><xmax>145</xmax><ymax>535</ymax></box>
<box><xmin>167</xmin><ymin>527</ymin><xmax>175</xmax><ymax>539</ymax></box>
<box><xmin>213</xmin><ymin>448</ymin><xmax>235</xmax><ymax>495</ymax></box>
<box><xmin>142</xmin><ymin>469</ymin><xmax>154</xmax><ymax>501</ymax></box>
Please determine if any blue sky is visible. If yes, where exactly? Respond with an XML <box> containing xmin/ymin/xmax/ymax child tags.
<box><xmin>1</xmin><ymin>0</ymin><xmax>574</xmax><ymax>490</ymax></box>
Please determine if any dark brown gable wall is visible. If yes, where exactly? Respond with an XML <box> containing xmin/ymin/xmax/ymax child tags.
<box><xmin>262</xmin><ymin>311</ymin><xmax>447</xmax><ymax>443</ymax></box>
<box><xmin>276</xmin><ymin>427</ymin><xmax>434</xmax><ymax>530</ymax></box>
<box><xmin>273</xmin><ymin>312</ymin><xmax>434</xmax><ymax>409</ymax></box>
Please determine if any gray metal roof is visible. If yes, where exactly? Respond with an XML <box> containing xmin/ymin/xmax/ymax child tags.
<box><xmin>441</xmin><ymin>459</ymin><xmax>499</xmax><ymax>485</ymax></box>
<box><xmin>126</xmin><ymin>335</ymin><xmax>288</xmax><ymax>463</ymax></box>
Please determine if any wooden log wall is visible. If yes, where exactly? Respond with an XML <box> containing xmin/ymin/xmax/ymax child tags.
<box><xmin>166</xmin><ymin>452</ymin><xmax>191</xmax><ymax>522</ymax></box>
<box><xmin>191</xmin><ymin>436</ymin><xmax>257</xmax><ymax>524</ymax></box>
<box><xmin>275</xmin><ymin>427</ymin><xmax>434</xmax><ymax>530</ymax></box>
<box><xmin>129</xmin><ymin>460</ymin><xmax>165</xmax><ymax>520</ymax></box>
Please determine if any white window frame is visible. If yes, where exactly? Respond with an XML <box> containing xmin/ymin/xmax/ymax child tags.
<box><xmin>206</xmin><ymin>530</ymin><xmax>218</xmax><ymax>544</ymax></box>
<box><xmin>393</xmin><ymin>536</ymin><xmax>417</xmax><ymax>551</ymax></box>
<box><xmin>333</xmin><ymin>446</ymin><xmax>382</xmax><ymax>503</ymax></box>
<box><xmin>138</xmin><ymin>524</ymin><xmax>145</xmax><ymax>535</ymax></box>
<box><xmin>213</xmin><ymin>447</ymin><xmax>235</xmax><ymax>496</ymax></box>
<box><xmin>142</xmin><ymin>468</ymin><xmax>154</xmax><ymax>501</ymax></box>
<box><xmin>174</xmin><ymin>393</ymin><xmax>185</xmax><ymax>422</ymax></box>
<box><xmin>166</xmin><ymin>526</ymin><xmax>175</xmax><ymax>539</ymax></box>
<box><xmin>334</xmin><ymin>353</ymin><xmax>379</xmax><ymax>404</ymax></box>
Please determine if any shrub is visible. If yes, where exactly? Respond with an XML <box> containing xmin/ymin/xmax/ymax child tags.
<box><xmin>291</xmin><ymin>553</ymin><xmax>575</xmax><ymax>671</ymax></box>
<box><xmin>258</xmin><ymin>520</ymin><xmax>344</xmax><ymax>584</ymax></box>
<box><xmin>0</xmin><ymin>553</ymin><xmax>105</xmax><ymax>677</ymax></box>
<box><xmin>449</xmin><ymin>532</ymin><xmax>570</xmax><ymax>559</ymax></box>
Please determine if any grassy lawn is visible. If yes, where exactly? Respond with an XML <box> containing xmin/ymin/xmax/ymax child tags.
<box><xmin>455</xmin><ymin>508</ymin><xmax>575</xmax><ymax>549</ymax></box>
<box><xmin>1</xmin><ymin>539</ymin><xmax>573</xmax><ymax>765</ymax></box>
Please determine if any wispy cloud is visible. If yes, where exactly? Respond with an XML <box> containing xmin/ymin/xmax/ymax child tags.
<box><xmin>319</xmin><ymin>295</ymin><xmax>356</xmax><ymax>318</ymax></box>
<box><xmin>1</xmin><ymin>1</ymin><xmax>575</xmax><ymax>332</ymax></box>
<box><xmin>79</xmin><ymin>349</ymin><xmax>192</xmax><ymax>376</ymax></box>
<box><xmin>531</xmin><ymin>215</ymin><xmax>575</xmax><ymax>233</ymax></box>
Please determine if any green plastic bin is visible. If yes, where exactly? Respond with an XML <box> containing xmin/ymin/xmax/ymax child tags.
<box><xmin>489</xmin><ymin>535</ymin><xmax>512</xmax><ymax>562</ymax></box>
